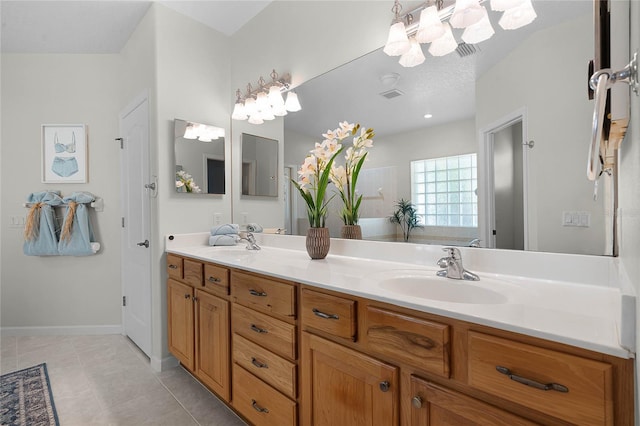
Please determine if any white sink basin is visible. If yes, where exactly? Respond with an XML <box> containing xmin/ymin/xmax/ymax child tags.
<box><xmin>372</xmin><ymin>270</ymin><xmax>510</xmax><ymax>304</ymax></box>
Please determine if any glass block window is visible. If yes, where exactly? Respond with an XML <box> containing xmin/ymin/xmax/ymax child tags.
<box><xmin>411</xmin><ymin>153</ymin><xmax>478</xmax><ymax>227</ymax></box>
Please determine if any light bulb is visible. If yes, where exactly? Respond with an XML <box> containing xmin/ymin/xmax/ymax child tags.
<box><xmin>256</xmin><ymin>91</ymin><xmax>270</xmax><ymax>111</ymax></box>
<box><xmin>268</xmin><ymin>85</ymin><xmax>285</xmax><ymax>107</ymax></box>
<box><xmin>231</xmin><ymin>102</ymin><xmax>247</xmax><ymax>120</ymax></box>
<box><xmin>244</xmin><ymin>97</ymin><xmax>257</xmax><ymax>115</ymax></box>
<box><xmin>416</xmin><ymin>6</ymin><xmax>445</xmax><ymax>43</ymax></box>
<box><xmin>383</xmin><ymin>21</ymin><xmax>411</xmax><ymax>56</ymax></box>
<box><xmin>399</xmin><ymin>38</ymin><xmax>426</xmax><ymax>68</ymax></box>
<box><xmin>450</xmin><ymin>0</ymin><xmax>484</xmax><ymax>28</ymax></box>
<box><xmin>428</xmin><ymin>23</ymin><xmax>458</xmax><ymax>57</ymax></box>
<box><xmin>183</xmin><ymin>124</ymin><xmax>198</xmax><ymax>139</ymax></box>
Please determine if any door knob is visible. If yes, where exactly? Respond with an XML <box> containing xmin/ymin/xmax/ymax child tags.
<box><xmin>137</xmin><ymin>240</ymin><xmax>150</xmax><ymax>248</ymax></box>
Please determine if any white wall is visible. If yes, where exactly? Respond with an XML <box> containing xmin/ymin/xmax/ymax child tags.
<box><xmin>0</xmin><ymin>54</ymin><xmax>123</xmax><ymax>331</ymax></box>
<box><xmin>476</xmin><ymin>14</ymin><xmax>604</xmax><ymax>255</ymax></box>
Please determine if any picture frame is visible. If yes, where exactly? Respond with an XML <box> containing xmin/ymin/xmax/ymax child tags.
<box><xmin>41</xmin><ymin>124</ymin><xmax>88</xmax><ymax>183</ymax></box>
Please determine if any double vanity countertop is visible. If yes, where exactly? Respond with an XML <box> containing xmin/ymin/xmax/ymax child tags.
<box><xmin>166</xmin><ymin>232</ymin><xmax>636</xmax><ymax>359</ymax></box>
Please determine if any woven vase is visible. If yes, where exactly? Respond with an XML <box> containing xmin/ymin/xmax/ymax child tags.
<box><xmin>306</xmin><ymin>227</ymin><xmax>330</xmax><ymax>259</ymax></box>
<box><xmin>340</xmin><ymin>224</ymin><xmax>362</xmax><ymax>240</ymax></box>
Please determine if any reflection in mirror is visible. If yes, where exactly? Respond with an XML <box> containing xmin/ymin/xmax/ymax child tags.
<box><xmin>284</xmin><ymin>1</ymin><xmax>608</xmax><ymax>256</ymax></box>
<box><xmin>241</xmin><ymin>133</ymin><xmax>278</xmax><ymax>197</ymax></box>
<box><xmin>174</xmin><ymin>119</ymin><xmax>225</xmax><ymax>194</ymax></box>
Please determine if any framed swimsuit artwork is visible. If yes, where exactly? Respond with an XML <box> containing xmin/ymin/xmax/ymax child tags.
<box><xmin>41</xmin><ymin>124</ymin><xmax>87</xmax><ymax>183</ymax></box>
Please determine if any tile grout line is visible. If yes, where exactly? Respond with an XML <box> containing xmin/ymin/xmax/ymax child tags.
<box><xmin>155</xmin><ymin>371</ymin><xmax>203</xmax><ymax>426</ymax></box>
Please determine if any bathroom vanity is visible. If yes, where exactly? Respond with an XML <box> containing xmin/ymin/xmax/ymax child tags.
<box><xmin>165</xmin><ymin>233</ymin><xmax>634</xmax><ymax>426</ymax></box>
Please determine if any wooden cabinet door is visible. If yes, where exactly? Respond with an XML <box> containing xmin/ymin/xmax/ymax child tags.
<box><xmin>301</xmin><ymin>332</ymin><xmax>398</xmax><ymax>426</ymax></box>
<box><xmin>195</xmin><ymin>290</ymin><xmax>230</xmax><ymax>402</ymax></box>
<box><xmin>409</xmin><ymin>376</ymin><xmax>536</xmax><ymax>426</ymax></box>
<box><xmin>167</xmin><ymin>279</ymin><xmax>194</xmax><ymax>371</ymax></box>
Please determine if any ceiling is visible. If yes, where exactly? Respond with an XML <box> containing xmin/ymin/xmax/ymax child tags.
<box><xmin>0</xmin><ymin>1</ymin><xmax>271</xmax><ymax>53</ymax></box>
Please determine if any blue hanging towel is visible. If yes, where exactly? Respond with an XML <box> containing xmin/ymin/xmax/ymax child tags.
<box><xmin>58</xmin><ymin>192</ymin><xmax>96</xmax><ymax>256</ymax></box>
<box><xmin>23</xmin><ymin>191</ymin><xmax>64</xmax><ymax>256</ymax></box>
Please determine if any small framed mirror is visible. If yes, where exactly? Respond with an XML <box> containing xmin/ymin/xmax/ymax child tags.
<box><xmin>174</xmin><ymin>118</ymin><xmax>225</xmax><ymax>194</ymax></box>
<box><xmin>241</xmin><ymin>133</ymin><xmax>278</xmax><ymax>197</ymax></box>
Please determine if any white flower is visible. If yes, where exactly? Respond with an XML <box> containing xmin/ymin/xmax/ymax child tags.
<box><xmin>176</xmin><ymin>180</ymin><xmax>185</xmax><ymax>188</ymax></box>
<box><xmin>330</xmin><ymin>165</ymin><xmax>346</xmax><ymax>188</ymax></box>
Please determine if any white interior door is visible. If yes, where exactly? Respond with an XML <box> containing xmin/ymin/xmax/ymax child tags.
<box><xmin>120</xmin><ymin>94</ymin><xmax>152</xmax><ymax>357</ymax></box>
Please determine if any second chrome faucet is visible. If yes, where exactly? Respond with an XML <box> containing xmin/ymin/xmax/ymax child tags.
<box><xmin>436</xmin><ymin>247</ymin><xmax>479</xmax><ymax>281</ymax></box>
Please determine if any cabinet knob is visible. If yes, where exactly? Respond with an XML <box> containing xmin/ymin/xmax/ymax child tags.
<box><xmin>411</xmin><ymin>396</ymin><xmax>423</xmax><ymax>409</ymax></box>
<box><xmin>168</xmin><ymin>264</ymin><xmax>178</xmax><ymax>269</ymax></box>
<box><xmin>379</xmin><ymin>381</ymin><xmax>390</xmax><ymax>392</ymax></box>
<box><xmin>184</xmin><ymin>294</ymin><xmax>190</xmax><ymax>299</ymax></box>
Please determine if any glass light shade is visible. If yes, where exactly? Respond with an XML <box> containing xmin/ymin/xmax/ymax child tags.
<box><xmin>416</xmin><ymin>6</ymin><xmax>445</xmax><ymax>43</ymax></box>
<box><xmin>449</xmin><ymin>0</ymin><xmax>484</xmax><ymax>28</ymax></box>
<box><xmin>428</xmin><ymin>23</ymin><xmax>458</xmax><ymax>57</ymax></box>
<box><xmin>285</xmin><ymin>91</ymin><xmax>302</xmax><ymax>112</ymax></box>
<box><xmin>268</xmin><ymin>85</ymin><xmax>285</xmax><ymax>107</ymax></box>
<box><xmin>231</xmin><ymin>102</ymin><xmax>247</xmax><ymax>120</ymax></box>
<box><xmin>183</xmin><ymin>124</ymin><xmax>198</xmax><ymax>139</ymax></box>
<box><xmin>383</xmin><ymin>21</ymin><xmax>411</xmax><ymax>56</ymax></box>
<box><xmin>248</xmin><ymin>114</ymin><xmax>264</xmax><ymax>125</ymax></box>
<box><xmin>256</xmin><ymin>91</ymin><xmax>270</xmax><ymax>111</ymax></box>
<box><xmin>499</xmin><ymin>0</ymin><xmax>536</xmax><ymax>30</ymax></box>
<box><xmin>198</xmin><ymin>135</ymin><xmax>212</xmax><ymax>142</ymax></box>
<box><xmin>272</xmin><ymin>104</ymin><xmax>288</xmax><ymax>116</ymax></box>
<box><xmin>261</xmin><ymin>108</ymin><xmax>275</xmax><ymax>121</ymax></box>
<box><xmin>490</xmin><ymin>0</ymin><xmax>524</xmax><ymax>12</ymax></box>
<box><xmin>399</xmin><ymin>38</ymin><xmax>426</xmax><ymax>68</ymax></box>
<box><xmin>461</xmin><ymin>8</ymin><xmax>494</xmax><ymax>44</ymax></box>
<box><xmin>244</xmin><ymin>97</ymin><xmax>258</xmax><ymax>115</ymax></box>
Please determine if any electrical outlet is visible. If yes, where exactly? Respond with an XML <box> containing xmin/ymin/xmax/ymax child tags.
<box><xmin>9</xmin><ymin>215</ymin><xmax>25</xmax><ymax>228</ymax></box>
<box><xmin>562</xmin><ymin>211</ymin><xmax>590</xmax><ymax>228</ymax></box>
<box><xmin>214</xmin><ymin>212</ymin><xmax>222</xmax><ymax>225</ymax></box>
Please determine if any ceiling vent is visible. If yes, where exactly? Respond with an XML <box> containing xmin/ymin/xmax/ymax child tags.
<box><xmin>379</xmin><ymin>89</ymin><xmax>404</xmax><ymax>99</ymax></box>
<box><xmin>456</xmin><ymin>43</ymin><xmax>478</xmax><ymax>58</ymax></box>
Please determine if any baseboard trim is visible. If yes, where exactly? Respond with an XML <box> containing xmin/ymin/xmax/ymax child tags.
<box><xmin>151</xmin><ymin>355</ymin><xmax>178</xmax><ymax>372</ymax></box>
<box><xmin>0</xmin><ymin>325</ymin><xmax>123</xmax><ymax>336</ymax></box>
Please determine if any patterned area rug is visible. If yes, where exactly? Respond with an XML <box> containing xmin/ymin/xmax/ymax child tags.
<box><xmin>0</xmin><ymin>363</ymin><xmax>59</xmax><ymax>426</ymax></box>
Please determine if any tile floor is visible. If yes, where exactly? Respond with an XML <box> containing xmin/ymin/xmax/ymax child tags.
<box><xmin>0</xmin><ymin>334</ymin><xmax>247</xmax><ymax>426</ymax></box>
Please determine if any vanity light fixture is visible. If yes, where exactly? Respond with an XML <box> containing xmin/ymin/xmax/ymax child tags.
<box><xmin>232</xmin><ymin>70</ymin><xmax>302</xmax><ymax>124</ymax></box>
<box><xmin>383</xmin><ymin>0</ymin><xmax>536</xmax><ymax>67</ymax></box>
<box><xmin>182</xmin><ymin>122</ymin><xmax>224</xmax><ymax>142</ymax></box>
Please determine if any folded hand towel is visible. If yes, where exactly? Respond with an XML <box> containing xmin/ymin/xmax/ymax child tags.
<box><xmin>246</xmin><ymin>223</ymin><xmax>263</xmax><ymax>233</ymax></box>
<box><xmin>209</xmin><ymin>234</ymin><xmax>239</xmax><ymax>246</ymax></box>
<box><xmin>211</xmin><ymin>223</ymin><xmax>239</xmax><ymax>236</ymax></box>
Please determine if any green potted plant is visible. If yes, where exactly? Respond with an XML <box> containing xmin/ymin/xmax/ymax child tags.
<box><xmin>292</xmin><ymin>134</ymin><xmax>344</xmax><ymax>259</ymax></box>
<box><xmin>389</xmin><ymin>198</ymin><xmax>423</xmax><ymax>242</ymax></box>
<box><xmin>330</xmin><ymin>122</ymin><xmax>375</xmax><ymax>240</ymax></box>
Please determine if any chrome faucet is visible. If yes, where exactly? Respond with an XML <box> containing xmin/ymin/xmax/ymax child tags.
<box><xmin>467</xmin><ymin>238</ymin><xmax>481</xmax><ymax>248</ymax></box>
<box><xmin>239</xmin><ymin>232</ymin><xmax>261</xmax><ymax>250</ymax></box>
<box><xmin>436</xmin><ymin>247</ymin><xmax>479</xmax><ymax>281</ymax></box>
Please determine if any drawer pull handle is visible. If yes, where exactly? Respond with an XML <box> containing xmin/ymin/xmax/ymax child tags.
<box><xmin>379</xmin><ymin>381</ymin><xmax>390</xmax><ymax>392</ymax></box>
<box><xmin>250</xmin><ymin>324</ymin><xmax>268</xmax><ymax>334</ymax></box>
<box><xmin>208</xmin><ymin>276</ymin><xmax>221</xmax><ymax>283</ymax></box>
<box><xmin>411</xmin><ymin>396</ymin><xmax>423</xmax><ymax>409</ymax></box>
<box><xmin>168</xmin><ymin>264</ymin><xmax>178</xmax><ymax>269</ymax></box>
<box><xmin>312</xmin><ymin>308</ymin><xmax>339</xmax><ymax>320</ymax></box>
<box><xmin>249</xmin><ymin>289</ymin><xmax>267</xmax><ymax>297</ymax></box>
<box><xmin>251</xmin><ymin>357</ymin><xmax>269</xmax><ymax>369</ymax></box>
<box><xmin>496</xmin><ymin>366</ymin><xmax>569</xmax><ymax>393</ymax></box>
<box><xmin>251</xmin><ymin>399</ymin><xmax>269</xmax><ymax>413</ymax></box>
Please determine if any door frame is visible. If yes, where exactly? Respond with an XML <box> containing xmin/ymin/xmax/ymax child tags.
<box><xmin>119</xmin><ymin>90</ymin><xmax>152</xmax><ymax>355</ymax></box>
<box><xmin>478</xmin><ymin>107</ymin><xmax>530</xmax><ymax>250</ymax></box>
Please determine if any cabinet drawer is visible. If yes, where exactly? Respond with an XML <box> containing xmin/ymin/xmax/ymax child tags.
<box><xmin>468</xmin><ymin>332</ymin><xmax>613</xmax><ymax>426</ymax></box>
<box><xmin>231</xmin><ymin>271</ymin><xmax>295</xmax><ymax>318</ymax></box>
<box><xmin>183</xmin><ymin>258</ymin><xmax>203</xmax><ymax>287</ymax></box>
<box><xmin>203</xmin><ymin>263</ymin><xmax>229</xmax><ymax>296</ymax></box>
<box><xmin>301</xmin><ymin>288</ymin><xmax>356</xmax><ymax>341</ymax></box>
<box><xmin>233</xmin><ymin>334</ymin><xmax>297</xmax><ymax>399</ymax></box>
<box><xmin>232</xmin><ymin>364</ymin><xmax>297</xmax><ymax>426</ymax></box>
<box><xmin>232</xmin><ymin>304</ymin><xmax>297</xmax><ymax>360</ymax></box>
<box><xmin>363</xmin><ymin>306</ymin><xmax>450</xmax><ymax>378</ymax></box>
<box><xmin>166</xmin><ymin>254</ymin><xmax>183</xmax><ymax>280</ymax></box>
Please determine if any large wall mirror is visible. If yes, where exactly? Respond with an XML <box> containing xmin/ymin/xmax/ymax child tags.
<box><xmin>283</xmin><ymin>0</ymin><xmax>613</xmax><ymax>256</ymax></box>
<box><xmin>174</xmin><ymin>118</ymin><xmax>225</xmax><ymax>195</ymax></box>
<box><xmin>241</xmin><ymin>133</ymin><xmax>278</xmax><ymax>197</ymax></box>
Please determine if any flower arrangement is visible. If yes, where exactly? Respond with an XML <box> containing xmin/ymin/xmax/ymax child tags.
<box><xmin>176</xmin><ymin>170</ymin><xmax>201</xmax><ymax>193</ymax></box>
<box><xmin>292</xmin><ymin>125</ymin><xmax>346</xmax><ymax>228</ymax></box>
<box><xmin>330</xmin><ymin>123</ymin><xmax>374</xmax><ymax>226</ymax></box>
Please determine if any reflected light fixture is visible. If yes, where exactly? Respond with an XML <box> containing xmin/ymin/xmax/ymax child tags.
<box><xmin>383</xmin><ymin>0</ymin><xmax>536</xmax><ymax>67</ymax></box>
<box><xmin>182</xmin><ymin>122</ymin><xmax>225</xmax><ymax>142</ymax></box>
<box><xmin>232</xmin><ymin>69</ymin><xmax>302</xmax><ymax>124</ymax></box>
